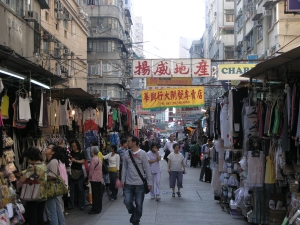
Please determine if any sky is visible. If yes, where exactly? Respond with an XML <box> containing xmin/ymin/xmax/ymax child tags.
<box><xmin>133</xmin><ymin>0</ymin><xmax>206</xmax><ymax>59</ymax></box>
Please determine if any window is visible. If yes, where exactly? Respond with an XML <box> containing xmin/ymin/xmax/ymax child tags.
<box><xmin>246</xmin><ymin>31</ymin><xmax>254</xmax><ymax>50</ymax></box>
<box><xmin>64</xmin><ymin>30</ymin><xmax>67</xmax><ymax>38</ymax></box>
<box><xmin>45</xmin><ymin>12</ymin><xmax>49</xmax><ymax>21</ymax></box>
<box><xmin>224</xmin><ymin>47</ymin><xmax>234</xmax><ymax>59</ymax></box>
<box><xmin>226</xmin><ymin>14</ymin><xmax>234</xmax><ymax>22</ymax></box>
<box><xmin>89</xmin><ymin>64</ymin><xmax>100</xmax><ymax>76</ymax></box>
<box><xmin>43</xmin><ymin>41</ymin><xmax>49</xmax><ymax>53</ymax></box>
<box><xmin>71</xmin><ymin>23</ymin><xmax>76</xmax><ymax>35</ymax></box>
<box><xmin>88</xmin><ymin>39</ymin><xmax>119</xmax><ymax>53</ymax></box>
<box><xmin>56</xmin><ymin>23</ymin><xmax>59</xmax><ymax>31</ymax></box>
<box><xmin>63</xmin><ymin>20</ymin><xmax>68</xmax><ymax>30</ymax></box>
<box><xmin>34</xmin><ymin>31</ymin><xmax>40</xmax><ymax>54</ymax></box>
<box><xmin>257</xmin><ymin>26</ymin><xmax>262</xmax><ymax>40</ymax></box>
<box><xmin>90</xmin><ymin>17</ymin><xmax>119</xmax><ymax>29</ymax></box>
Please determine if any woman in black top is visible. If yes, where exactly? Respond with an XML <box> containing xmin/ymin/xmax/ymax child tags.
<box><xmin>68</xmin><ymin>140</ymin><xmax>86</xmax><ymax>211</ymax></box>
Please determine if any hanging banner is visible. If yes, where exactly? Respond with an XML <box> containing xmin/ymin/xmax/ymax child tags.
<box><xmin>132</xmin><ymin>59</ymin><xmax>211</xmax><ymax>77</ymax></box>
<box><xmin>142</xmin><ymin>87</ymin><xmax>205</xmax><ymax>109</ymax></box>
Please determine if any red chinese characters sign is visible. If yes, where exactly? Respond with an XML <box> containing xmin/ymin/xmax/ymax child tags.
<box><xmin>132</xmin><ymin>59</ymin><xmax>211</xmax><ymax>78</ymax></box>
<box><xmin>142</xmin><ymin>87</ymin><xmax>205</xmax><ymax>109</ymax></box>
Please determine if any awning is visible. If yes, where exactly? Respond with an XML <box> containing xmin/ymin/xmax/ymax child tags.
<box><xmin>219</xmin><ymin>26</ymin><xmax>234</xmax><ymax>30</ymax></box>
<box><xmin>50</xmin><ymin>88</ymin><xmax>95</xmax><ymax>101</ymax></box>
<box><xmin>240</xmin><ymin>46</ymin><xmax>300</xmax><ymax>80</ymax></box>
<box><xmin>0</xmin><ymin>45</ymin><xmax>67</xmax><ymax>86</ymax></box>
<box><xmin>252</xmin><ymin>13</ymin><xmax>263</xmax><ymax>21</ymax></box>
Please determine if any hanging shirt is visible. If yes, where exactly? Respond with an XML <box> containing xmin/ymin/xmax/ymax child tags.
<box><xmin>38</xmin><ymin>92</ymin><xmax>44</xmax><ymax>127</ymax></box>
<box><xmin>18</xmin><ymin>96</ymin><xmax>31</xmax><ymax>120</ymax></box>
<box><xmin>1</xmin><ymin>94</ymin><xmax>9</xmax><ymax>119</ymax></box>
<box><xmin>58</xmin><ymin>99</ymin><xmax>70</xmax><ymax>126</ymax></box>
<box><xmin>48</xmin><ymin>100</ymin><xmax>58</xmax><ymax>127</ymax></box>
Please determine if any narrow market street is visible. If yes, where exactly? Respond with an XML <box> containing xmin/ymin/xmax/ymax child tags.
<box><xmin>65</xmin><ymin>148</ymin><xmax>248</xmax><ymax>225</ymax></box>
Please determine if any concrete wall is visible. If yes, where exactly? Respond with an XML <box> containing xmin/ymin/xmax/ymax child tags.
<box><xmin>0</xmin><ymin>2</ymin><xmax>36</xmax><ymax>60</ymax></box>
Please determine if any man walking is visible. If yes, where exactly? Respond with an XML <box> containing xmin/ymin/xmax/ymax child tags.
<box><xmin>121</xmin><ymin>136</ymin><xmax>152</xmax><ymax>225</ymax></box>
<box><xmin>183</xmin><ymin>138</ymin><xmax>190</xmax><ymax>167</ymax></box>
<box><xmin>163</xmin><ymin>134</ymin><xmax>177</xmax><ymax>162</ymax></box>
<box><xmin>199</xmin><ymin>138</ymin><xmax>213</xmax><ymax>182</ymax></box>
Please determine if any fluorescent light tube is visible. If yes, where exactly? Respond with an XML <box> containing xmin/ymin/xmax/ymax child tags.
<box><xmin>0</xmin><ymin>68</ymin><xmax>25</xmax><ymax>80</ymax></box>
<box><xmin>31</xmin><ymin>79</ymin><xmax>50</xmax><ymax>89</ymax></box>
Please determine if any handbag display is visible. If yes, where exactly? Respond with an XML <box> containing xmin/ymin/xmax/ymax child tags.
<box><xmin>128</xmin><ymin>150</ymin><xmax>150</xmax><ymax>194</ymax></box>
<box><xmin>47</xmin><ymin>169</ymin><xmax>68</xmax><ymax>198</ymax></box>
<box><xmin>70</xmin><ymin>169</ymin><xmax>83</xmax><ymax>180</ymax></box>
<box><xmin>20</xmin><ymin>166</ymin><xmax>42</xmax><ymax>201</ymax></box>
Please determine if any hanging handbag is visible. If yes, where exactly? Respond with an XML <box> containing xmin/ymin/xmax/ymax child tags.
<box><xmin>70</xmin><ymin>169</ymin><xmax>83</xmax><ymax>180</ymax></box>
<box><xmin>128</xmin><ymin>150</ymin><xmax>150</xmax><ymax>194</ymax></box>
<box><xmin>47</xmin><ymin>169</ymin><xmax>68</xmax><ymax>198</ymax></box>
<box><xmin>20</xmin><ymin>166</ymin><xmax>42</xmax><ymax>201</ymax></box>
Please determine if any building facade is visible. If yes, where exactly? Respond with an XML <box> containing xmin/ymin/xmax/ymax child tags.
<box><xmin>40</xmin><ymin>0</ymin><xmax>89</xmax><ymax>90</ymax></box>
<box><xmin>235</xmin><ymin>0</ymin><xmax>300</xmax><ymax>60</ymax></box>
<box><xmin>83</xmin><ymin>0</ymin><xmax>134</xmax><ymax>100</ymax></box>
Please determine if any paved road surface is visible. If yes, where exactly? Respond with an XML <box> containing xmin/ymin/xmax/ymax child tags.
<box><xmin>65</xmin><ymin>148</ymin><xmax>249</xmax><ymax>225</ymax></box>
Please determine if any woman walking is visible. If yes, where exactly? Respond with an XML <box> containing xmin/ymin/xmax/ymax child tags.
<box><xmin>19</xmin><ymin>147</ymin><xmax>47</xmax><ymax>225</ymax></box>
<box><xmin>147</xmin><ymin>143</ymin><xmax>161</xmax><ymax>201</ymax></box>
<box><xmin>103</xmin><ymin>144</ymin><xmax>120</xmax><ymax>200</ymax></box>
<box><xmin>44</xmin><ymin>144</ymin><xmax>66</xmax><ymax>225</ymax></box>
<box><xmin>167</xmin><ymin>143</ymin><xmax>185</xmax><ymax>197</ymax></box>
<box><xmin>88</xmin><ymin>146</ymin><xmax>104</xmax><ymax>214</ymax></box>
<box><xmin>68</xmin><ymin>140</ymin><xmax>86</xmax><ymax>211</ymax></box>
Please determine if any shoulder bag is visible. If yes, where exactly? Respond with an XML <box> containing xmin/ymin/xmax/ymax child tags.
<box><xmin>20</xmin><ymin>166</ymin><xmax>42</xmax><ymax>201</ymax></box>
<box><xmin>128</xmin><ymin>150</ymin><xmax>150</xmax><ymax>194</ymax></box>
<box><xmin>47</xmin><ymin>169</ymin><xmax>68</xmax><ymax>198</ymax></box>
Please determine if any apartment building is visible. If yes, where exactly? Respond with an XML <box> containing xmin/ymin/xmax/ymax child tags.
<box><xmin>83</xmin><ymin>0</ymin><xmax>133</xmax><ymax>100</ymax></box>
<box><xmin>235</xmin><ymin>0</ymin><xmax>300</xmax><ymax>60</ymax></box>
<box><xmin>133</xmin><ymin>16</ymin><xmax>144</xmax><ymax>59</ymax></box>
<box><xmin>40</xmin><ymin>0</ymin><xmax>89</xmax><ymax>90</ymax></box>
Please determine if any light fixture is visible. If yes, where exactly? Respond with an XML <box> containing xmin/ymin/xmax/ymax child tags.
<box><xmin>0</xmin><ymin>67</ymin><xmax>25</xmax><ymax>80</ymax></box>
<box><xmin>30</xmin><ymin>79</ymin><xmax>50</xmax><ymax>89</ymax></box>
<box><xmin>72</xmin><ymin>110</ymin><xmax>75</xmax><ymax>115</ymax></box>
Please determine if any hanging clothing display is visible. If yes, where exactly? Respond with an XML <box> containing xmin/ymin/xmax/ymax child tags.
<box><xmin>58</xmin><ymin>99</ymin><xmax>70</xmax><ymax>126</ymax></box>
<box><xmin>1</xmin><ymin>93</ymin><xmax>9</xmax><ymax>119</ymax></box>
<box><xmin>18</xmin><ymin>96</ymin><xmax>31</xmax><ymax>121</ymax></box>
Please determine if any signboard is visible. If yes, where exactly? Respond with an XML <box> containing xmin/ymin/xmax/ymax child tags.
<box><xmin>286</xmin><ymin>0</ymin><xmax>300</xmax><ymax>13</ymax></box>
<box><xmin>142</xmin><ymin>87</ymin><xmax>205</xmax><ymax>109</ymax></box>
<box><xmin>133</xmin><ymin>59</ymin><xmax>211</xmax><ymax>78</ymax></box>
<box><xmin>183</xmin><ymin>114</ymin><xmax>201</xmax><ymax>120</ymax></box>
<box><xmin>146</xmin><ymin>77</ymin><xmax>192</xmax><ymax>86</ymax></box>
<box><xmin>136</xmin><ymin>105</ymin><xmax>150</xmax><ymax>115</ymax></box>
<box><xmin>218</xmin><ymin>64</ymin><xmax>256</xmax><ymax>80</ymax></box>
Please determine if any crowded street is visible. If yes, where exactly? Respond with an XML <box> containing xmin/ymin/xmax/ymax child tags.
<box><xmin>65</xmin><ymin>148</ymin><xmax>248</xmax><ymax>225</ymax></box>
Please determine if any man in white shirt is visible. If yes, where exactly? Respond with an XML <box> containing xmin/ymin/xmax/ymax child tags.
<box><xmin>163</xmin><ymin>134</ymin><xmax>177</xmax><ymax>162</ymax></box>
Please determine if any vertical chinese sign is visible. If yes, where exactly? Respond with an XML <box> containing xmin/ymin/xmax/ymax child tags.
<box><xmin>142</xmin><ymin>87</ymin><xmax>205</xmax><ymax>109</ymax></box>
<box><xmin>132</xmin><ymin>59</ymin><xmax>211</xmax><ymax>78</ymax></box>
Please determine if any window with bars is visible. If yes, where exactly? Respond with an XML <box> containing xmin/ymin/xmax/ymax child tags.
<box><xmin>224</xmin><ymin>47</ymin><xmax>234</xmax><ymax>59</ymax></box>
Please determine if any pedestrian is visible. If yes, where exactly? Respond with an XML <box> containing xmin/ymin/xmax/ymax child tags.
<box><xmin>19</xmin><ymin>147</ymin><xmax>47</xmax><ymax>225</ymax></box>
<box><xmin>44</xmin><ymin>144</ymin><xmax>66</xmax><ymax>225</ymax></box>
<box><xmin>87</xmin><ymin>146</ymin><xmax>104</xmax><ymax>214</ymax></box>
<box><xmin>163</xmin><ymin>134</ymin><xmax>177</xmax><ymax>162</ymax></box>
<box><xmin>140</xmin><ymin>138</ymin><xmax>149</xmax><ymax>152</ymax></box>
<box><xmin>147</xmin><ymin>143</ymin><xmax>161</xmax><ymax>201</ymax></box>
<box><xmin>103</xmin><ymin>144</ymin><xmax>120</xmax><ymax>201</ymax></box>
<box><xmin>199</xmin><ymin>138</ymin><xmax>213</xmax><ymax>182</ymax></box>
<box><xmin>117</xmin><ymin>138</ymin><xmax>128</xmax><ymax>181</ymax></box>
<box><xmin>183</xmin><ymin>138</ymin><xmax>190</xmax><ymax>167</ymax></box>
<box><xmin>190</xmin><ymin>141</ymin><xmax>200</xmax><ymax>168</ymax></box>
<box><xmin>167</xmin><ymin>143</ymin><xmax>185</xmax><ymax>197</ymax></box>
<box><xmin>68</xmin><ymin>140</ymin><xmax>86</xmax><ymax>211</ymax></box>
<box><xmin>121</xmin><ymin>135</ymin><xmax>152</xmax><ymax>225</ymax></box>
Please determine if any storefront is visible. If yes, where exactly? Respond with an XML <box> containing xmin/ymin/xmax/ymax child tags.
<box><xmin>206</xmin><ymin>46</ymin><xmax>300</xmax><ymax>225</ymax></box>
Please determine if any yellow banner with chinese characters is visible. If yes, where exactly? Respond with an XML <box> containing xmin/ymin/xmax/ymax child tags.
<box><xmin>142</xmin><ymin>87</ymin><xmax>205</xmax><ymax>109</ymax></box>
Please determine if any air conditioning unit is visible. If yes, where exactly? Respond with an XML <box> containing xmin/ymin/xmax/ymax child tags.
<box><xmin>55</xmin><ymin>12</ymin><xmax>63</xmax><ymax>20</ymax></box>
<box><xmin>63</xmin><ymin>49</ymin><xmax>71</xmax><ymax>55</ymax></box>
<box><xmin>54</xmin><ymin>42</ymin><xmax>61</xmax><ymax>49</ymax></box>
<box><xmin>254</xmin><ymin>20</ymin><xmax>262</xmax><ymax>27</ymax></box>
<box><xmin>265</xmin><ymin>50</ymin><xmax>271</xmax><ymax>57</ymax></box>
<box><xmin>64</xmin><ymin>13</ymin><xmax>73</xmax><ymax>21</ymax></box>
<box><xmin>263</xmin><ymin>10</ymin><xmax>272</xmax><ymax>17</ymax></box>
<box><xmin>24</xmin><ymin>11</ymin><xmax>39</xmax><ymax>22</ymax></box>
<box><xmin>235</xmin><ymin>46</ymin><xmax>241</xmax><ymax>52</ymax></box>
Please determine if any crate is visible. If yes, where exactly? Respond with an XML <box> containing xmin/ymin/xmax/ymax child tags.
<box><xmin>269</xmin><ymin>209</ymin><xmax>287</xmax><ymax>225</ymax></box>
